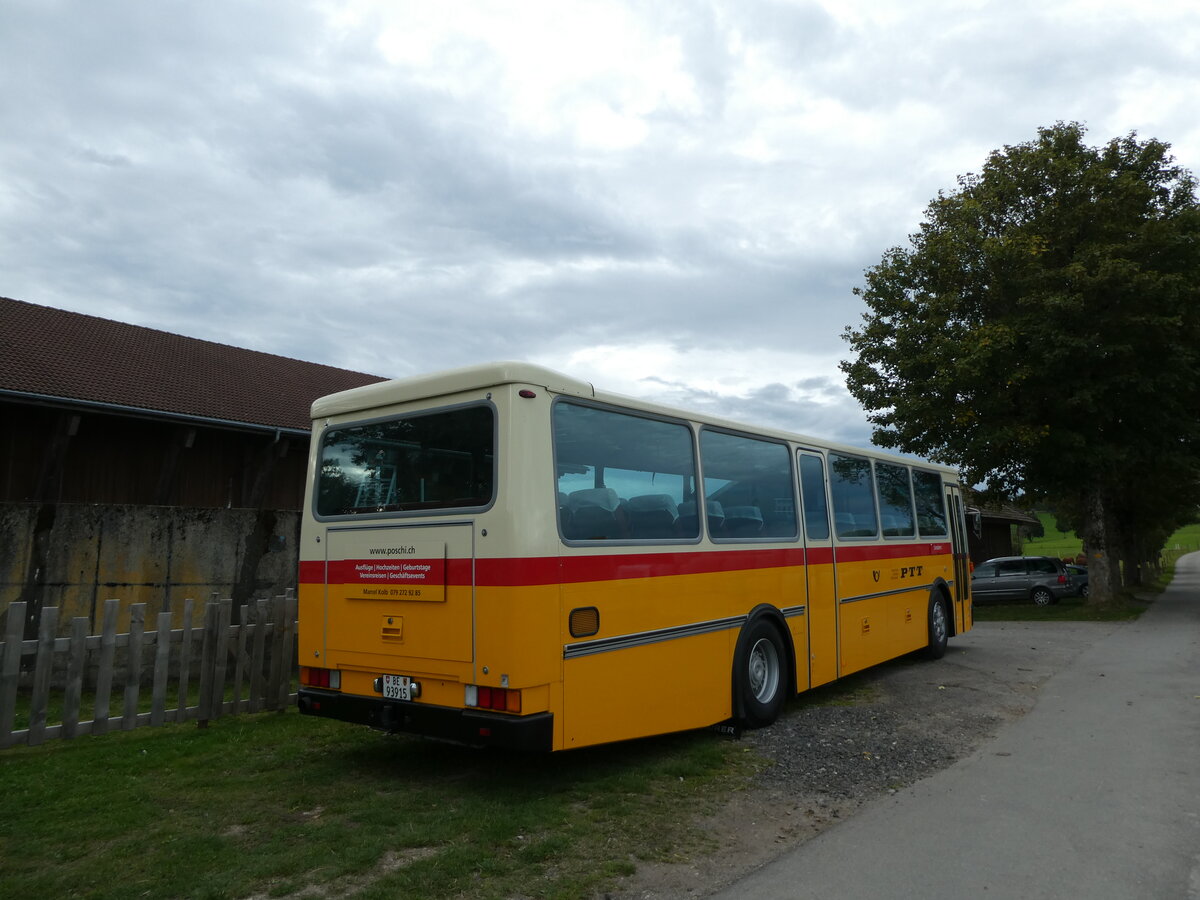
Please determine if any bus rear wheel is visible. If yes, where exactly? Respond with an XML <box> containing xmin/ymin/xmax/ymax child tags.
<box><xmin>734</xmin><ymin>618</ymin><xmax>787</xmax><ymax>728</ymax></box>
<box><xmin>924</xmin><ymin>594</ymin><xmax>949</xmax><ymax>660</ymax></box>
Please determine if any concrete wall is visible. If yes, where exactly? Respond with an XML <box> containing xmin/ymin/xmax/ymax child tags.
<box><xmin>0</xmin><ymin>502</ymin><xmax>300</xmax><ymax>635</ymax></box>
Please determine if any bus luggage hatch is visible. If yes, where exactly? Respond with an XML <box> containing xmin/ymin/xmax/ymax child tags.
<box><xmin>323</xmin><ymin>523</ymin><xmax>474</xmax><ymax>666</ymax></box>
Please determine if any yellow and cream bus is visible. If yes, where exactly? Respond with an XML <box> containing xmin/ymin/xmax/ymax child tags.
<box><xmin>297</xmin><ymin>362</ymin><xmax>972</xmax><ymax>751</ymax></box>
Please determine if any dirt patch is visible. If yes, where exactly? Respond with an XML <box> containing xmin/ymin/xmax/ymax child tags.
<box><xmin>599</xmin><ymin>620</ymin><xmax>1115</xmax><ymax>899</ymax></box>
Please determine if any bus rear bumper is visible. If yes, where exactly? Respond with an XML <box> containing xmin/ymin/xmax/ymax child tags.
<box><xmin>297</xmin><ymin>688</ymin><xmax>554</xmax><ymax>751</ymax></box>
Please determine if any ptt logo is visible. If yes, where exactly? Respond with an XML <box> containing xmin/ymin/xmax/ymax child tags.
<box><xmin>891</xmin><ymin>565</ymin><xmax>925</xmax><ymax>580</ymax></box>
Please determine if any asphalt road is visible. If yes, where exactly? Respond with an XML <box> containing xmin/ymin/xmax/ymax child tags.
<box><xmin>713</xmin><ymin>553</ymin><xmax>1200</xmax><ymax>900</ymax></box>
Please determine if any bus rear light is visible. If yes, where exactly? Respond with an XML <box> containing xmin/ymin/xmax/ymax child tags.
<box><xmin>465</xmin><ymin>684</ymin><xmax>521</xmax><ymax>713</ymax></box>
<box><xmin>301</xmin><ymin>667</ymin><xmax>341</xmax><ymax>690</ymax></box>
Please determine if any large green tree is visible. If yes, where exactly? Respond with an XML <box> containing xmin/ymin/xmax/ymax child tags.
<box><xmin>841</xmin><ymin>123</ymin><xmax>1200</xmax><ymax>603</ymax></box>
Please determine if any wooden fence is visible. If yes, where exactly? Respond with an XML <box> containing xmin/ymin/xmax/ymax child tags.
<box><xmin>0</xmin><ymin>594</ymin><xmax>297</xmax><ymax>749</ymax></box>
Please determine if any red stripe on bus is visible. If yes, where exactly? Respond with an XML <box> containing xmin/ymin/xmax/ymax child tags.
<box><xmin>833</xmin><ymin>542</ymin><xmax>944</xmax><ymax>562</ymax></box>
<box><xmin>490</xmin><ymin>548</ymin><xmax>810</xmax><ymax>586</ymax></box>
<box><xmin>300</xmin><ymin>543</ymin><xmax>947</xmax><ymax>588</ymax></box>
<box><xmin>299</xmin><ymin>560</ymin><xmax>324</xmax><ymax>583</ymax></box>
<box><xmin>807</xmin><ymin>547</ymin><xmax>834</xmax><ymax>565</ymax></box>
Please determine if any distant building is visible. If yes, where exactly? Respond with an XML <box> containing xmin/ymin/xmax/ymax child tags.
<box><xmin>0</xmin><ymin>296</ymin><xmax>386</xmax><ymax>637</ymax></box>
<box><xmin>967</xmin><ymin>503</ymin><xmax>1042</xmax><ymax>563</ymax></box>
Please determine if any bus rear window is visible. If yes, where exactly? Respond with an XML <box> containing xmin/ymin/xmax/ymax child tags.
<box><xmin>316</xmin><ymin>405</ymin><xmax>494</xmax><ymax>516</ymax></box>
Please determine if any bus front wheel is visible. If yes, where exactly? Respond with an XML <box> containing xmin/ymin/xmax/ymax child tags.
<box><xmin>734</xmin><ymin>618</ymin><xmax>787</xmax><ymax>728</ymax></box>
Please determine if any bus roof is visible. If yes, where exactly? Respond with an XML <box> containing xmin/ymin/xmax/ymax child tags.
<box><xmin>310</xmin><ymin>361</ymin><xmax>594</xmax><ymax>419</ymax></box>
<box><xmin>310</xmin><ymin>360</ymin><xmax>957</xmax><ymax>476</ymax></box>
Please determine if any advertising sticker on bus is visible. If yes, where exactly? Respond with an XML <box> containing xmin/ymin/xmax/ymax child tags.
<box><xmin>328</xmin><ymin>540</ymin><xmax>447</xmax><ymax>602</ymax></box>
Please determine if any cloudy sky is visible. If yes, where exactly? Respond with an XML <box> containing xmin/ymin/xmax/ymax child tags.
<box><xmin>3</xmin><ymin>1</ymin><xmax>1198</xmax><ymax>447</ymax></box>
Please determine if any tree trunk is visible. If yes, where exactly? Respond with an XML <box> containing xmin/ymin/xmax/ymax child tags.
<box><xmin>1123</xmin><ymin>557</ymin><xmax>1142</xmax><ymax>588</ymax></box>
<box><xmin>1080</xmin><ymin>486</ymin><xmax>1119</xmax><ymax>605</ymax></box>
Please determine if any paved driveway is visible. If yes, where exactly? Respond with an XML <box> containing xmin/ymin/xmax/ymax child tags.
<box><xmin>712</xmin><ymin>554</ymin><xmax>1200</xmax><ymax>900</ymax></box>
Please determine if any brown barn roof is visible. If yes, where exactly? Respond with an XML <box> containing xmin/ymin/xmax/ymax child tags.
<box><xmin>0</xmin><ymin>296</ymin><xmax>387</xmax><ymax>432</ymax></box>
<box><xmin>977</xmin><ymin>505</ymin><xmax>1041</xmax><ymax>526</ymax></box>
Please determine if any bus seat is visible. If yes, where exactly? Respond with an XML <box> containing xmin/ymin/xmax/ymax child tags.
<box><xmin>678</xmin><ymin>500</ymin><xmax>698</xmax><ymax>535</ymax></box>
<box><xmin>705</xmin><ymin>500</ymin><xmax>726</xmax><ymax>534</ymax></box>
<box><xmin>840</xmin><ymin>514</ymin><xmax>876</xmax><ymax>537</ymax></box>
<box><xmin>683</xmin><ymin>499</ymin><xmax>727</xmax><ymax>536</ymax></box>
<box><xmin>566</xmin><ymin>488</ymin><xmax>624</xmax><ymax>540</ymax></box>
<box><xmin>723</xmin><ymin>505</ymin><xmax>763</xmax><ymax>537</ymax></box>
<box><xmin>626</xmin><ymin>494</ymin><xmax>680</xmax><ymax>539</ymax></box>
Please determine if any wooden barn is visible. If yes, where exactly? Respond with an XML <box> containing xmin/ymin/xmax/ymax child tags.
<box><xmin>0</xmin><ymin>296</ymin><xmax>386</xmax><ymax>638</ymax></box>
<box><xmin>967</xmin><ymin>504</ymin><xmax>1042</xmax><ymax>564</ymax></box>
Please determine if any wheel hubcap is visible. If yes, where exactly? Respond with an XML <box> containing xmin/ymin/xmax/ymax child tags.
<box><xmin>748</xmin><ymin>637</ymin><xmax>780</xmax><ymax>702</ymax></box>
<box><xmin>932</xmin><ymin>602</ymin><xmax>947</xmax><ymax>644</ymax></box>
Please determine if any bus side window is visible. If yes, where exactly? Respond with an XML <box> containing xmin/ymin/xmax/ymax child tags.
<box><xmin>553</xmin><ymin>401</ymin><xmax>698</xmax><ymax>542</ymax></box>
<box><xmin>912</xmin><ymin>469</ymin><xmax>949</xmax><ymax>537</ymax></box>
<box><xmin>829</xmin><ymin>453</ymin><xmax>878</xmax><ymax>539</ymax></box>
<box><xmin>700</xmin><ymin>430</ymin><xmax>797</xmax><ymax>540</ymax></box>
<box><xmin>798</xmin><ymin>452</ymin><xmax>830</xmax><ymax>541</ymax></box>
<box><xmin>874</xmin><ymin>461</ymin><xmax>915</xmax><ymax>538</ymax></box>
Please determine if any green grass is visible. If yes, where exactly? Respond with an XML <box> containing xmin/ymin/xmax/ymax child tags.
<box><xmin>1021</xmin><ymin>514</ymin><xmax>1200</xmax><ymax>567</ymax></box>
<box><xmin>972</xmin><ymin>596</ymin><xmax>1149</xmax><ymax>622</ymax></box>
<box><xmin>7</xmin><ymin>677</ymin><xmax>297</xmax><ymax>733</ymax></box>
<box><xmin>1020</xmin><ymin>512</ymin><xmax>1083</xmax><ymax>560</ymax></box>
<box><xmin>1161</xmin><ymin>523</ymin><xmax>1200</xmax><ymax>567</ymax></box>
<box><xmin>0</xmin><ymin>711</ymin><xmax>758</xmax><ymax>900</ymax></box>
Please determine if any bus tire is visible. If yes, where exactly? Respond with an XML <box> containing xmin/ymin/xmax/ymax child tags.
<box><xmin>924</xmin><ymin>593</ymin><xmax>949</xmax><ymax>660</ymax></box>
<box><xmin>734</xmin><ymin>618</ymin><xmax>787</xmax><ymax>728</ymax></box>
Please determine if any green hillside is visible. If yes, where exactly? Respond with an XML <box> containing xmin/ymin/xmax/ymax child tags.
<box><xmin>1021</xmin><ymin>513</ymin><xmax>1200</xmax><ymax>564</ymax></box>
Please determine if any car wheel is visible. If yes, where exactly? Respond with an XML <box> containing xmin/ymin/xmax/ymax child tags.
<box><xmin>1080</xmin><ymin>583</ymin><xmax>1089</xmax><ymax>599</ymax></box>
<box><xmin>924</xmin><ymin>594</ymin><xmax>950</xmax><ymax>659</ymax></box>
<box><xmin>734</xmin><ymin>618</ymin><xmax>787</xmax><ymax>729</ymax></box>
<box><xmin>1031</xmin><ymin>587</ymin><xmax>1054</xmax><ymax>607</ymax></box>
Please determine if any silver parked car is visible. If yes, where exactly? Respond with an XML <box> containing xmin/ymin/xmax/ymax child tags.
<box><xmin>1065</xmin><ymin>563</ymin><xmax>1089</xmax><ymax>599</ymax></box>
<box><xmin>971</xmin><ymin>556</ymin><xmax>1073</xmax><ymax>606</ymax></box>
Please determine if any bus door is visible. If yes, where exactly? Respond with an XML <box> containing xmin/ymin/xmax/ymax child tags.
<box><xmin>798</xmin><ymin>450</ymin><xmax>838</xmax><ymax>689</ymax></box>
<box><xmin>944</xmin><ymin>485</ymin><xmax>971</xmax><ymax>630</ymax></box>
<box><xmin>321</xmin><ymin>522</ymin><xmax>476</xmax><ymax>681</ymax></box>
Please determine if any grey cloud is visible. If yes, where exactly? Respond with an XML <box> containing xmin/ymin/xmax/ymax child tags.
<box><xmin>2</xmin><ymin>0</ymin><xmax>1197</xmax><ymax>449</ymax></box>
<box><xmin>643</xmin><ymin>376</ymin><xmax>872</xmax><ymax>447</ymax></box>
<box><xmin>730</xmin><ymin>0</ymin><xmax>839</xmax><ymax>67</ymax></box>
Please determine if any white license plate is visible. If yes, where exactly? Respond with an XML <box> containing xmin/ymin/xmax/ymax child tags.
<box><xmin>382</xmin><ymin>675</ymin><xmax>413</xmax><ymax>701</ymax></box>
